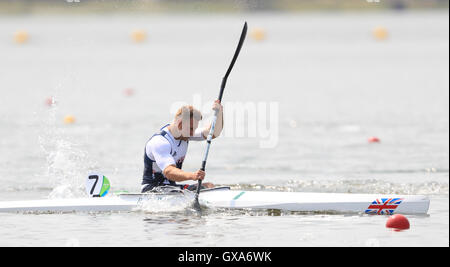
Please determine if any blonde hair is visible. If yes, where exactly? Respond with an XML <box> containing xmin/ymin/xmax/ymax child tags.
<box><xmin>174</xmin><ymin>105</ymin><xmax>202</xmax><ymax>122</ymax></box>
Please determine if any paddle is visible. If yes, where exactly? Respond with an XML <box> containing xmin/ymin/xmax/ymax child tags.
<box><xmin>193</xmin><ymin>22</ymin><xmax>248</xmax><ymax>210</ymax></box>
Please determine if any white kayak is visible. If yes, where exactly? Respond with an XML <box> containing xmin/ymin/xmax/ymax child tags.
<box><xmin>0</xmin><ymin>187</ymin><xmax>430</xmax><ymax>215</ymax></box>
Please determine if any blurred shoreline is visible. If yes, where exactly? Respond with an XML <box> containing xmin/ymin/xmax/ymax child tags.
<box><xmin>0</xmin><ymin>0</ymin><xmax>448</xmax><ymax>15</ymax></box>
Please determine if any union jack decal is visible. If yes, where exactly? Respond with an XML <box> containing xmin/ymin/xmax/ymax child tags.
<box><xmin>365</xmin><ymin>198</ymin><xmax>404</xmax><ymax>215</ymax></box>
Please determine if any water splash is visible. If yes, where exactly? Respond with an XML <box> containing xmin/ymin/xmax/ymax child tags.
<box><xmin>38</xmin><ymin>96</ymin><xmax>96</xmax><ymax>199</ymax></box>
<box><xmin>135</xmin><ymin>191</ymin><xmax>197</xmax><ymax>213</ymax></box>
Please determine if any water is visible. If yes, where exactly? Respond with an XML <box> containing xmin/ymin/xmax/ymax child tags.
<box><xmin>0</xmin><ymin>11</ymin><xmax>448</xmax><ymax>247</ymax></box>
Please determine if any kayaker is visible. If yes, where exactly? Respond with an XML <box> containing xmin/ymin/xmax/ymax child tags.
<box><xmin>141</xmin><ymin>100</ymin><xmax>223</xmax><ymax>193</ymax></box>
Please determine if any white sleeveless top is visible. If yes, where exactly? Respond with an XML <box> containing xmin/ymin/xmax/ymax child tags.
<box><xmin>145</xmin><ymin>124</ymin><xmax>204</xmax><ymax>174</ymax></box>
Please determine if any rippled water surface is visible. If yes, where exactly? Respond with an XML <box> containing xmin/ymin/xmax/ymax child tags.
<box><xmin>0</xmin><ymin>11</ymin><xmax>448</xmax><ymax>246</ymax></box>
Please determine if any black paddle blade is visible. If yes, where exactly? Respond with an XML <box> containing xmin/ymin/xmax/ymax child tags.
<box><xmin>192</xmin><ymin>193</ymin><xmax>203</xmax><ymax>216</ymax></box>
<box><xmin>193</xmin><ymin>180</ymin><xmax>203</xmax><ymax>212</ymax></box>
<box><xmin>218</xmin><ymin>21</ymin><xmax>248</xmax><ymax>101</ymax></box>
<box><xmin>192</xmin><ymin>198</ymin><xmax>202</xmax><ymax>212</ymax></box>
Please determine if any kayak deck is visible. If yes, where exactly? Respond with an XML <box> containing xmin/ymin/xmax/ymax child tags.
<box><xmin>0</xmin><ymin>188</ymin><xmax>430</xmax><ymax>215</ymax></box>
<box><xmin>200</xmin><ymin>190</ymin><xmax>430</xmax><ymax>215</ymax></box>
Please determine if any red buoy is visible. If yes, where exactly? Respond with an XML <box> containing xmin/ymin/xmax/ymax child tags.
<box><xmin>386</xmin><ymin>214</ymin><xmax>410</xmax><ymax>231</ymax></box>
<box><xmin>368</xmin><ymin>136</ymin><xmax>380</xmax><ymax>143</ymax></box>
<box><xmin>124</xmin><ymin>88</ymin><xmax>135</xmax><ymax>97</ymax></box>
<box><xmin>45</xmin><ymin>97</ymin><xmax>56</xmax><ymax>107</ymax></box>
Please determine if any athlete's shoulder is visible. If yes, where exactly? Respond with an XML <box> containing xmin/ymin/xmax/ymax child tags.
<box><xmin>145</xmin><ymin>136</ymin><xmax>172</xmax><ymax>160</ymax></box>
<box><xmin>147</xmin><ymin>134</ymin><xmax>171</xmax><ymax>147</ymax></box>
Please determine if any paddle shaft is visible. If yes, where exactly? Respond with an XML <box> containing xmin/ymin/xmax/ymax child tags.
<box><xmin>195</xmin><ymin>22</ymin><xmax>248</xmax><ymax>199</ymax></box>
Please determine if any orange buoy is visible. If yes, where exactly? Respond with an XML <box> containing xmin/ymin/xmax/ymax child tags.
<box><xmin>131</xmin><ymin>29</ymin><xmax>147</xmax><ymax>43</ymax></box>
<box><xmin>368</xmin><ymin>136</ymin><xmax>380</xmax><ymax>143</ymax></box>
<box><xmin>373</xmin><ymin>26</ymin><xmax>389</xmax><ymax>41</ymax></box>
<box><xmin>63</xmin><ymin>115</ymin><xmax>76</xmax><ymax>124</ymax></box>
<box><xmin>13</xmin><ymin>30</ymin><xmax>29</xmax><ymax>44</ymax></box>
<box><xmin>250</xmin><ymin>27</ymin><xmax>266</xmax><ymax>41</ymax></box>
<box><xmin>386</xmin><ymin>214</ymin><xmax>410</xmax><ymax>231</ymax></box>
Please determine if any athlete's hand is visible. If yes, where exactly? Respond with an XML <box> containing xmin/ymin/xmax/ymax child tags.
<box><xmin>212</xmin><ymin>100</ymin><xmax>223</xmax><ymax>113</ymax></box>
<box><xmin>191</xmin><ymin>170</ymin><xmax>205</xmax><ymax>181</ymax></box>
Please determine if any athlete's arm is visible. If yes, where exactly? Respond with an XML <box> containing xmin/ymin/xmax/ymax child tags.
<box><xmin>205</xmin><ymin>100</ymin><xmax>223</xmax><ymax>139</ymax></box>
<box><xmin>163</xmin><ymin>166</ymin><xmax>205</xmax><ymax>182</ymax></box>
<box><xmin>149</xmin><ymin>137</ymin><xmax>205</xmax><ymax>182</ymax></box>
<box><xmin>190</xmin><ymin>100</ymin><xmax>223</xmax><ymax>141</ymax></box>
